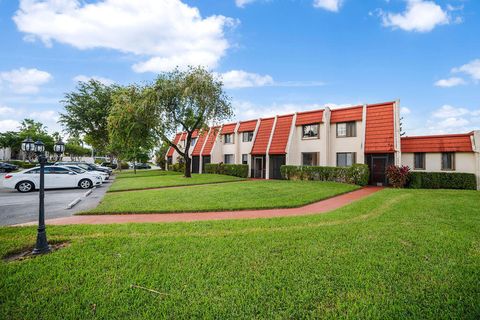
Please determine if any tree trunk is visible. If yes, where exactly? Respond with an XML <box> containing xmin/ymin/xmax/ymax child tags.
<box><xmin>134</xmin><ymin>155</ymin><xmax>137</xmax><ymax>175</ymax></box>
<box><xmin>184</xmin><ymin>155</ymin><xmax>191</xmax><ymax>178</ymax></box>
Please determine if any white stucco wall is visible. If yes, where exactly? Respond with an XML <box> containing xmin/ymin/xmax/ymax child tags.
<box><xmin>401</xmin><ymin>152</ymin><xmax>476</xmax><ymax>173</ymax></box>
<box><xmin>287</xmin><ymin>124</ymin><xmax>326</xmax><ymax>166</ymax></box>
<box><xmin>329</xmin><ymin>120</ymin><xmax>364</xmax><ymax>166</ymax></box>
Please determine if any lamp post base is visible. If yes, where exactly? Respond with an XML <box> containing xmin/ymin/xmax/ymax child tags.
<box><xmin>32</xmin><ymin>230</ymin><xmax>51</xmax><ymax>255</ymax></box>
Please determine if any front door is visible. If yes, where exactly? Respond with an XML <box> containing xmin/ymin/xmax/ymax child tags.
<box><xmin>253</xmin><ymin>156</ymin><xmax>264</xmax><ymax>178</ymax></box>
<box><xmin>270</xmin><ymin>155</ymin><xmax>286</xmax><ymax>179</ymax></box>
<box><xmin>371</xmin><ymin>156</ymin><xmax>387</xmax><ymax>186</ymax></box>
<box><xmin>192</xmin><ymin>156</ymin><xmax>200</xmax><ymax>173</ymax></box>
<box><xmin>202</xmin><ymin>156</ymin><xmax>211</xmax><ymax>173</ymax></box>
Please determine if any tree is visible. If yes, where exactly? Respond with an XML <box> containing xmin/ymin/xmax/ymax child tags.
<box><xmin>154</xmin><ymin>141</ymin><xmax>170</xmax><ymax>170</ymax></box>
<box><xmin>59</xmin><ymin>79</ymin><xmax>118</xmax><ymax>155</ymax></box>
<box><xmin>18</xmin><ymin>119</ymin><xmax>54</xmax><ymax>161</ymax></box>
<box><xmin>108</xmin><ymin>85</ymin><xmax>157</xmax><ymax>174</ymax></box>
<box><xmin>150</xmin><ymin>67</ymin><xmax>232</xmax><ymax>177</ymax></box>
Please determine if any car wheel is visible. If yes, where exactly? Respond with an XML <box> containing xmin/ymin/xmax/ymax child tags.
<box><xmin>16</xmin><ymin>181</ymin><xmax>34</xmax><ymax>193</ymax></box>
<box><xmin>78</xmin><ymin>179</ymin><xmax>93</xmax><ymax>189</ymax></box>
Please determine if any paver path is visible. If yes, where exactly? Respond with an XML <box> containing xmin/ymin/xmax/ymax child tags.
<box><xmin>19</xmin><ymin>186</ymin><xmax>383</xmax><ymax>226</ymax></box>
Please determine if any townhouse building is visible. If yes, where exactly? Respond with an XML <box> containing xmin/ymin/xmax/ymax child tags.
<box><xmin>167</xmin><ymin>100</ymin><xmax>480</xmax><ymax>189</ymax></box>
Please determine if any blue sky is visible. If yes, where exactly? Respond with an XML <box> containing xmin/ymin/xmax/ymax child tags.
<box><xmin>0</xmin><ymin>0</ymin><xmax>479</xmax><ymax>136</ymax></box>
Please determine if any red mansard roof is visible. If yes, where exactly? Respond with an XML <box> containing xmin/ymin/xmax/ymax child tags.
<box><xmin>295</xmin><ymin>109</ymin><xmax>324</xmax><ymax>126</ymax></box>
<box><xmin>221</xmin><ymin>123</ymin><xmax>236</xmax><ymax>134</ymax></box>
<box><xmin>401</xmin><ymin>133</ymin><xmax>473</xmax><ymax>153</ymax></box>
<box><xmin>167</xmin><ymin>133</ymin><xmax>182</xmax><ymax>157</ymax></box>
<box><xmin>192</xmin><ymin>130</ymin><xmax>209</xmax><ymax>156</ymax></box>
<box><xmin>365</xmin><ymin>102</ymin><xmax>395</xmax><ymax>153</ymax></box>
<box><xmin>179</xmin><ymin>132</ymin><xmax>186</xmax><ymax>141</ymax></box>
<box><xmin>269</xmin><ymin>114</ymin><xmax>294</xmax><ymax>155</ymax></box>
<box><xmin>330</xmin><ymin>105</ymin><xmax>363</xmax><ymax>123</ymax></box>
<box><xmin>251</xmin><ymin>118</ymin><xmax>275</xmax><ymax>155</ymax></box>
<box><xmin>238</xmin><ymin>120</ymin><xmax>258</xmax><ymax>132</ymax></box>
<box><xmin>201</xmin><ymin>127</ymin><xmax>219</xmax><ymax>156</ymax></box>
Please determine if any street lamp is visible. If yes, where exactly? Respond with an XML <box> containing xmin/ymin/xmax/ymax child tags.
<box><xmin>54</xmin><ymin>139</ymin><xmax>65</xmax><ymax>161</ymax></box>
<box><xmin>22</xmin><ymin>137</ymin><xmax>50</xmax><ymax>254</ymax></box>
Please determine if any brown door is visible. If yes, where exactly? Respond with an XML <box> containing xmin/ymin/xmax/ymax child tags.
<box><xmin>253</xmin><ymin>157</ymin><xmax>264</xmax><ymax>178</ymax></box>
<box><xmin>371</xmin><ymin>156</ymin><xmax>387</xmax><ymax>185</ymax></box>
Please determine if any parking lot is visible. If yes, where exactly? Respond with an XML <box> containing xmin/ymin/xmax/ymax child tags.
<box><xmin>0</xmin><ymin>175</ymin><xmax>111</xmax><ymax>226</ymax></box>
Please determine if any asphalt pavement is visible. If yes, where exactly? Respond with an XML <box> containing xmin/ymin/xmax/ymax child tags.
<box><xmin>0</xmin><ymin>175</ymin><xmax>112</xmax><ymax>226</ymax></box>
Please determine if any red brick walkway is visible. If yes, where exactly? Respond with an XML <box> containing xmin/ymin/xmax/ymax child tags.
<box><xmin>26</xmin><ymin>186</ymin><xmax>382</xmax><ymax>226</ymax></box>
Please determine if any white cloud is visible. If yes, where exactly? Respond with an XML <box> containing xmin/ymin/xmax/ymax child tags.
<box><xmin>425</xmin><ymin>104</ymin><xmax>480</xmax><ymax>133</ymax></box>
<box><xmin>381</xmin><ymin>0</ymin><xmax>451</xmax><ymax>32</ymax></box>
<box><xmin>14</xmin><ymin>0</ymin><xmax>235</xmax><ymax>73</ymax></box>
<box><xmin>434</xmin><ymin>77</ymin><xmax>466</xmax><ymax>87</ymax></box>
<box><xmin>0</xmin><ymin>106</ymin><xmax>16</xmax><ymax>115</ymax></box>
<box><xmin>235</xmin><ymin>0</ymin><xmax>257</xmax><ymax>8</ymax></box>
<box><xmin>0</xmin><ymin>120</ymin><xmax>21</xmax><ymax>132</ymax></box>
<box><xmin>452</xmin><ymin>59</ymin><xmax>480</xmax><ymax>81</ymax></box>
<box><xmin>73</xmin><ymin>75</ymin><xmax>115</xmax><ymax>86</ymax></box>
<box><xmin>432</xmin><ymin>104</ymin><xmax>469</xmax><ymax>118</ymax></box>
<box><xmin>218</xmin><ymin>70</ymin><xmax>274</xmax><ymax>89</ymax></box>
<box><xmin>0</xmin><ymin>67</ymin><xmax>52</xmax><ymax>94</ymax></box>
<box><xmin>400</xmin><ymin>107</ymin><xmax>411</xmax><ymax>115</ymax></box>
<box><xmin>313</xmin><ymin>0</ymin><xmax>343</xmax><ymax>12</ymax></box>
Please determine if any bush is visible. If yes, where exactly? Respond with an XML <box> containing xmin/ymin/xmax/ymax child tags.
<box><xmin>204</xmin><ymin>163</ymin><xmax>249</xmax><ymax>178</ymax></box>
<box><xmin>119</xmin><ymin>162</ymin><xmax>129</xmax><ymax>170</ymax></box>
<box><xmin>168</xmin><ymin>162</ymin><xmax>185</xmax><ymax>173</ymax></box>
<box><xmin>7</xmin><ymin>160</ymin><xmax>37</xmax><ymax>169</ymax></box>
<box><xmin>280</xmin><ymin>164</ymin><xmax>370</xmax><ymax>186</ymax></box>
<box><xmin>385</xmin><ymin>165</ymin><xmax>411</xmax><ymax>188</ymax></box>
<box><xmin>407</xmin><ymin>171</ymin><xmax>477</xmax><ymax>190</ymax></box>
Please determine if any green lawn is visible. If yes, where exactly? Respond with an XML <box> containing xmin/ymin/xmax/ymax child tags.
<box><xmin>86</xmin><ymin>180</ymin><xmax>359</xmax><ymax>214</ymax></box>
<box><xmin>108</xmin><ymin>173</ymin><xmax>244</xmax><ymax>192</ymax></box>
<box><xmin>1</xmin><ymin>189</ymin><xmax>479</xmax><ymax>319</ymax></box>
<box><xmin>115</xmin><ymin>169</ymin><xmax>181</xmax><ymax>179</ymax></box>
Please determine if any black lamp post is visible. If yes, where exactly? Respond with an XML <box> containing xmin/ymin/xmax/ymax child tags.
<box><xmin>54</xmin><ymin>139</ymin><xmax>65</xmax><ymax>161</ymax></box>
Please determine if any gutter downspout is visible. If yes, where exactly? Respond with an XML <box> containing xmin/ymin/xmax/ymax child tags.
<box><xmin>361</xmin><ymin>104</ymin><xmax>367</xmax><ymax>164</ymax></box>
<box><xmin>198</xmin><ymin>128</ymin><xmax>211</xmax><ymax>174</ymax></box>
<box><xmin>393</xmin><ymin>99</ymin><xmax>402</xmax><ymax>166</ymax></box>
<box><xmin>324</xmin><ymin>107</ymin><xmax>331</xmax><ymax>166</ymax></box>
<box><xmin>248</xmin><ymin>119</ymin><xmax>261</xmax><ymax>178</ymax></box>
<box><xmin>285</xmin><ymin>113</ymin><xmax>297</xmax><ymax>165</ymax></box>
<box><xmin>265</xmin><ymin>116</ymin><xmax>278</xmax><ymax>179</ymax></box>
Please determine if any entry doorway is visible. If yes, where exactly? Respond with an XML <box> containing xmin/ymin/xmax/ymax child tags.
<box><xmin>202</xmin><ymin>156</ymin><xmax>211</xmax><ymax>173</ymax></box>
<box><xmin>270</xmin><ymin>155</ymin><xmax>286</xmax><ymax>179</ymax></box>
<box><xmin>192</xmin><ymin>156</ymin><xmax>200</xmax><ymax>173</ymax></box>
<box><xmin>252</xmin><ymin>156</ymin><xmax>265</xmax><ymax>178</ymax></box>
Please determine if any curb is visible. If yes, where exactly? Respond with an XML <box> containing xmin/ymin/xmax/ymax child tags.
<box><xmin>66</xmin><ymin>198</ymin><xmax>82</xmax><ymax>209</ymax></box>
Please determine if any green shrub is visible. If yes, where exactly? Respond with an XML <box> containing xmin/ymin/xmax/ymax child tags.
<box><xmin>7</xmin><ymin>160</ymin><xmax>37</xmax><ymax>169</ymax></box>
<box><xmin>280</xmin><ymin>164</ymin><xmax>370</xmax><ymax>186</ymax></box>
<box><xmin>204</xmin><ymin>163</ymin><xmax>249</xmax><ymax>178</ymax></box>
<box><xmin>119</xmin><ymin>162</ymin><xmax>129</xmax><ymax>170</ymax></box>
<box><xmin>407</xmin><ymin>171</ymin><xmax>477</xmax><ymax>190</ymax></box>
<box><xmin>168</xmin><ymin>162</ymin><xmax>185</xmax><ymax>173</ymax></box>
<box><xmin>385</xmin><ymin>165</ymin><xmax>410</xmax><ymax>188</ymax></box>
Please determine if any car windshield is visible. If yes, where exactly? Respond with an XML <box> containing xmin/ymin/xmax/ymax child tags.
<box><xmin>76</xmin><ymin>164</ymin><xmax>90</xmax><ymax>170</ymax></box>
<box><xmin>66</xmin><ymin>166</ymin><xmax>85</xmax><ymax>173</ymax></box>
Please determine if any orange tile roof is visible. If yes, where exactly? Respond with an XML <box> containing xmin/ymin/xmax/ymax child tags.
<box><xmin>179</xmin><ymin>132</ymin><xmax>186</xmax><ymax>141</ymax></box>
<box><xmin>365</xmin><ymin>102</ymin><xmax>395</xmax><ymax>153</ymax></box>
<box><xmin>192</xmin><ymin>130</ymin><xmax>199</xmax><ymax>138</ymax></box>
<box><xmin>238</xmin><ymin>120</ymin><xmax>258</xmax><ymax>132</ymax></box>
<box><xmin>167</xmin><ymin>133</ymin><xmax>182</xmax><ymax>157</ymax></box>
<box><xmin>401</xmin><ymin>133</ymin><xmax>473</xmax><ymax>153</ymax></box>
<box><xmin>221</xmin><ymin>123</ymin><xmax>236</xmax><ymax>134</ymax></box>
<box><xmin>295</xmin><ymin>109</ymin><xmax>324</xmax><ymax>126</ymax></box>
<box><xmin>330</xmin><ymin>105</ymin><xmax>363</xmax><ymax>123</ymax></box>
<box><xmin>192</xmin><ymin>130</ymin><xmax>209</xmax><ymax>156</ymax></box>
<box><xmin>269</xmin><ymin>115</ymin><xmax>294</xmax><ymax>155</ymax></box>
<box><xmin>201</xmin><ymin>127</ymin><xmax>220</xmax><ymax>156</ymax></box>
<box><xmin>251</xmin><ymin>118</ymin><xmax>275</xmax><ymax>155</ymax></box>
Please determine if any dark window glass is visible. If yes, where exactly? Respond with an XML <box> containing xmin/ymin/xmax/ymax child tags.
<box><xmin>224</xmin><ymin>154</ymin><xmax>234</xmax><ymax>164</ymax></box>
<box><xmin>441</xmin><ymin>152</ymin><xmax>455</xmax><ymax>170</ymax></box>
<box><xmin>336</xmin><ymin>122</ymin><xmax>356</xmax><ymax>137</ymax></box>
<box><xmin>242</xmin><ymin>154</ymin><xmax>248</xmax><ymax>164</ymax></box>
<box><xmin>242</xmin><ymin>131</ymin><xmax>254</xmax><ymax>142</ymax></box>
<box><xmin>302</xmin><ymin>153</ymin><xmax>319</xmax><ymax>166</ymax></box>
<box><xmin>224</xmin><ymin>134</ymin><xmax>233</xmax><ymax>144</ymax></box>
<box><xmin>191</xmin><ymin>138</ymin><xmax>197</xmax><ymax>147</ymax></box>
<box><xmin>414</xmin><ymin>153</ymin><xmax>425</xmax><ymax>170</ymax></box>
<box><xmin>53</xmin><ymin>167</ymin><xmax>70</xmax><ymax>174</ymax></box>
<box><xmin>302</xmin><ymin>124</ymin><xmax>319</xmax><ymax>138</ymax></box>
<box><xmin>26</xmin><ymin>168</ymin><xmax>40</xmax><ymax>174</ymax></box>
<box><xmin>336</xmin><ymin>153</ymin><xmax>356</xmax><ymax>167</ymax></box>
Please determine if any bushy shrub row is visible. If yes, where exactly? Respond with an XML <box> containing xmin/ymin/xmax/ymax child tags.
<box><xmin>204</xmin><ymin>163</ymin><xmax>249</xmax><ymax>178</ymax></box>
<box><xmin>6</xmin><ymin>160</ymin><xmax>37</xmax><ymax>169</ymax></box>
<box><xmin>280</xmin><ymin>164</ymin><xmax>370</xmax><ymax>186</ymax></box>
<box><xmin>168</xmin><ymin>162</ymin><xmax>185</xmax><ymax>173</ymax></box>
<box><xmin>407</xmin><ymin>171</ymin><xmax>477</xmax><ymax>190</ymax></box>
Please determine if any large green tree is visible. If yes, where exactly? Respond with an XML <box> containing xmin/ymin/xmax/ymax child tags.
<box><xmin>108</xmin><ymin>85</ymin><xmax>156</xmax><ymax>174</ymax></box>
<box><xmin>59</xmin><ymin>79</ymin><xmax>117</xmax><ymax>154</ymax></box>
<box><xmin>18</xmin><ymin>119</ymin><xmax>54</xmax><ymax>161</ymax></box>
<box><xmin>150</xmin><ymin>67</ymin><xmax>232</xmax><ymax>177</ymax></box>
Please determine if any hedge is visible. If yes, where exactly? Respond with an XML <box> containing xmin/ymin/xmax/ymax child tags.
<box><xmin>168</xmin><ymin>162</ymin><xmax>185</xmax><ymax>173</ymax></box>
<box><xmin>407</xmin><ymin>171</ymin><xmax>477</xmax><ymax>190</ymax></box>
<box><xmin>280</xmin><ymin>164</ymin><xmax>370</xmax><ymax>186</ymax></box>
<box><xmin>204</xmin><ymin>163</ymin><xmax>249</xmax><ymax>178</ymax></box>
<box><xmin>6</xmin><ymin>160</ymin><xmax>37</xmax><ymax>169</ymax></box>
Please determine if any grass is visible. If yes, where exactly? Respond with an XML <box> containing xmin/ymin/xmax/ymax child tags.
<box><xmin>1</xmin><ymin>188</ymin><xmax>479</xmax><ymax>319</ymax></box>
<box><xmin>84</xmin><ymin>180</ymin><xmax>359</xmax><ymax>214</ymax></box>
<box><xmin>108</xmin><ymin>172</ymin><xmax>245</xmax><ymax>192</ymax></box>
<box><xmin>114</xmin><ymin>169</ymin><xmax>180</xmax><ymax>179</ymax></box>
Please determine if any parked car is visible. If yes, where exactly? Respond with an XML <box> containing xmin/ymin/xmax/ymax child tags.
<box><xmin>0</xmin><ymin>162</ymin><xmax>18</xmax><ymax>173</ymax></box>
<box><xmin>101</xmin><ymin>162</ymin><xmax>117</xmax><ymax>169</ymax></box>
<box><xmin>61</xmin><ymin>165</ymin><xmax>109</xmax><ymax>182</ymax></box>
<box><xmin>3</xmin><ymin>166</ymin><xmax>103</xmax><ymax>193</ymax></box>
<box><xmin>55</xmin><ymin>161</ymin><xmax>112</xmax><ymax>176</ymax></box>
<box><xmin>130</xmin><ymin>163</ymin><xmax>151</xmax><ymax>169</ymax></box>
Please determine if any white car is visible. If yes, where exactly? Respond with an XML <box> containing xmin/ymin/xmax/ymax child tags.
<box><xmin>2</xmin><ymin>165</ymin><xmax>103</xmax><ymax>193</ymax></box>
<box><xmin>62</xmin><ymin>165</ymin><xmax>109</xmax><ymax>182</ymax></box>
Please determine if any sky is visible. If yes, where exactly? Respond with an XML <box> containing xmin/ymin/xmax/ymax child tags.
<box><xmin>0</xmin><ymin>0</ymin><xmax>479</xmax><ymax>137</ymax></box>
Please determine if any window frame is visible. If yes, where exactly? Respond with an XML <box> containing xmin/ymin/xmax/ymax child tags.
<box><xmin>336</xmin><ymin>122</ymin><xmax>356</xmax><ymax>138</ymax></box>
<box><xmin>224</xmin><ymin>133</ymin><xmax>234</xmax><ymax>144</ymax></box>
<box><xmin>336</xmin><ymin>152</ymin><xmax>356</xmax><ymax>167</ymax></box>
<box><xmin>441</xmin><ymin>152</ymin><xmax>455</xmax><ymax>171</ymax></box>
<box><xmin>302</xmin><ymin>124</ymin><xmax>320</xmax><ymax>139</ymax></box>
<box><xmin>413</xmin><ymin>153</ymin><xmax>426</xmax><ymax>170</ymax></box>
<box><xmin>242</xmin><ymin>131</ymin><xmax>254</xmax><ymax>142</ymax></box>
<box><xmin>301</xmin><ymin>152</ymin><xmax>319</xmax><ymax>166</ymax></box>
<box><xmin>242</xmin><ymin>154</ymin><xmax>248</xmax><ymax>165</ymax></box>
<box><xmin>224</xmin><ymin>154</ymin><xmax>235</xmax><ymax>164</ymax></box>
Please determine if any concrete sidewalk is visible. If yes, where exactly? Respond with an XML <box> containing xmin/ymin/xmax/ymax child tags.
<box><xmin>19</xmin><ymin>186</ymin><xmax>383</xmax><ymax>226</ymax></box>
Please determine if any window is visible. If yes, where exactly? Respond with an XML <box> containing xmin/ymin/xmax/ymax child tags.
<box><xmin>224</xmin><ymin>154</ymin><xmax>234</xmax><ymax>164</ymax></box>
<box><xmin>26</xmin><ymin>168</ymin><xmax>40</xmax><ymax>174</ymax></box>
<box><xmin>302</xmin><ymin>152</ymin><xmax>319</xmax><ymax>166</ymax></box>
<box><xmin>336</xmin><ymin>152</ymin><xmax>356</xmax><ymax>167</ymax></box>
<box><xmin>242</xmin><ymin>154</ymin><xmax>248</xmax><ymax>164</ymax></box>
<box><xmin>414</xmin><ymin>153</ymin><xmax>425</xmax><ymax>170</ymax></box>
<box><xmin>302</xmin><ymin>124</ymin><xmax>319</xmax><ymax>139</ymax></box>
<box><xmin>336</xmin><ymin>122</ymin><xmax>356</xmax><ymax>137</ymax></box>
<box><xmin>191</xmin><ymin>137</ymin><xmax>197</xmax><ymax>147</ymax></box>
<box><xmin>441</xmin><ymin>152</ymin><xmax>455</xmax><ymax>170</ymax></box>
<box><xmin>52</xmin><ymin>167</ymin><xmax>71</xmax><ymax>174</ymax></box>
<box><xmin>224</xmin><ymin>133</ymin><xmax>233</xmax><ymax>144</ymax></box>
<box><xmin>242</xmin><ymin>131</ymin><xmax>254</xmax><ymax>142</ymax></box>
